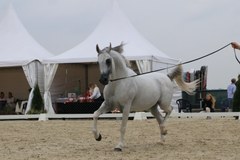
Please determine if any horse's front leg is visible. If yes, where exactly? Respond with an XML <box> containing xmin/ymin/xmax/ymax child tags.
<box><xmin>114</xmin><ymin>104</ymin><xmax>131</xmax><ymax>152</ymax></box>
<box><xmin>92</xmin><ymin>101</ymin><xmax>109</xmax><ymax>141</ymax></box>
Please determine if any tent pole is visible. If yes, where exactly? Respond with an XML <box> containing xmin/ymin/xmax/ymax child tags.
<box><xmin>85</xmin><ymin>64</ymin><xmax>88</xmax><ymax>92</ymax></box>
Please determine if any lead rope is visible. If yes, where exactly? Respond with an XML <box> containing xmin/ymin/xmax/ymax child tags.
<box><xmin>234</xmin><ymin>48</ymin><xmax>240</xmax><ymax>64</ymax></box>
<box><xmin>110</xmin><ymin>43</ymin><xmax>232</xmax><ymax>82</ymax></box>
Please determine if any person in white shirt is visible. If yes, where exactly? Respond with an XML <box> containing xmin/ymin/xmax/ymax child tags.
<box><xmin>88</xmin><ymin>83</ymin><xmax>102</xmax><ymax>101</ymax></box>
<box><xmin>227</xmin><ymin>78</ymin><xmax>236</xmax><ymax>111</ymax></box>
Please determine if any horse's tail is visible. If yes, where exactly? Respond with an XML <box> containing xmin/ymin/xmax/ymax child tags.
<box><xmin>168</xmin><ymin>64</ymin><xmax>199</xmax><ymax>95</ymax></box>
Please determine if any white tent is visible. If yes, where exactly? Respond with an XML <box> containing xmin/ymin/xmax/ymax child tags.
<box><xmin>43</xmin><ymin>1</ymin><xmax>179</xmax><ymax>113</ymax></box>
<box><xmin>44</xmin><ymin>1</ymin><xmax>177</xmax><ymax>64</ymax></box>
<box><xmin>0</xmin><ymin>4</ymin><xmax>53</xmax><ymax>114</ymax></box>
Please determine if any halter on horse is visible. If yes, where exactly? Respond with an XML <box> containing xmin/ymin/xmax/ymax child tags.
<box><xmin>92</xmin><ymin>43</ymin><xmax>199</xmax><ymax>151</ymax></box>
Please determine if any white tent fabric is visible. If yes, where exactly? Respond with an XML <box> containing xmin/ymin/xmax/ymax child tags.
<box><xmin>44</xmin><ymin>1</ymin><xmax>178</xmax><ymax>65</ymax></box>
<box><xmin>44</xmin><ymin>64</ymin><xmax>58</xmax><ymax>114</ymax></box>
<box><xmin>0</xmin><ymin>4</ymin><xmax>54</xmax><ymax>113</ymax></box>
<box><xmin>22</xmin><ymin>61</ymin><xmax>38</xmax><ymax>114</ymax></box>
<box><xmin>136</xmin><ymin>60</ymin><xmax>151</xmax><ymax>73</ymax></box>
<box><xmin>0</xmin><ymin>4</ymin><xmax>53</xmax><ymax>67</ymax></box>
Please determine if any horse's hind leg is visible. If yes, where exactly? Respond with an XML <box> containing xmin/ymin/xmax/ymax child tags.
<box><xmin>150</xmin><ymin>104</ymin><xmax>170</xmax><ymax>143</ymax></box>
<box><xmin>162</xmin><ymin>105</ymin><xmax>173</xmax><ymax>123</ymax></box>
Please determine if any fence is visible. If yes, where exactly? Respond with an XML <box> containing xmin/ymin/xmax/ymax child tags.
<box><xmin>0</xmin><ymin>112</ymin><xmax>239</xmax><ymax>121</ymax></box>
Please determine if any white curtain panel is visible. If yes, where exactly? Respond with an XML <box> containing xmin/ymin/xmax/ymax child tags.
<box><xmin>37</xmin><ymin>63</ymin><xmax>45</xmax><ymax>95</ymax></box>
<box><xmin>22</xmin><ymin>61</ymin><xmax>38</xmax><ymax>114</ymax></box>
<box><xmin>136</xmin><ymin>60</ymin><xmax>151</xmax><ymax>73</ymax></box>
<box><xmin>44</xmin><ymin>63</ymin><xmax>58</xmax><ymax>114</ymax></box>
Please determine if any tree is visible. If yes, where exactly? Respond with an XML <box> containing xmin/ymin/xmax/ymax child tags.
<box><xmin>233</xmin><ymin>75</ymin><xmax>240</xmax><ymax>112</ymax></box>
<box><xmin>28</xmin><ymin>84</ymin><xmax>45</xmax><ymax>114</ymax></box>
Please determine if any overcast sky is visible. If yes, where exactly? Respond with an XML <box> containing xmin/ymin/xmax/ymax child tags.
<box><xmin>0</xmin><ymin>0</ymin><xmax>239</xmax><ymax>89</ymax></box>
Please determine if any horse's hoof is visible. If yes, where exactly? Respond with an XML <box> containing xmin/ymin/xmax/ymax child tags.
<box><xmin>95</xmin><ymin>134</ymin><xmax>102</xmax><ymax>141</ymax></box>
<box><xmin>162</xmin><ymin>130</ymin><xmax>168</xmax><ymax>135</ymax></box>
<box><xmin>114</xmin><ymin>148</ymin><xmax>122</xmax><ymax>152</ymax></box>
<box><xmin>158</xmin><ymin>141</ymin><xmax>165</xmax><ymax>145</ymax></box>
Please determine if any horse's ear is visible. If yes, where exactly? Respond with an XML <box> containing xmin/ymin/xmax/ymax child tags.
<box><xmin>106</xmin><ymin>43</ymin><xmax>112</xmax><ymax>53</ymax></box>
<box><xmin>112</xmin><ymin>42</ymin><xmax>125</xmax><ymax>54</ymax></box>
<box><xmin>96</xmin><ymin>44</ymin><xmax>101</xmax><ymax>54</ymax></box>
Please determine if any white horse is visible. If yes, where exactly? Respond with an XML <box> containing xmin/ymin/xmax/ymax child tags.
<box><xmin>92</xmin><ymin>43</ymin><xmax>198</xmax><ymax>151</ymax></box>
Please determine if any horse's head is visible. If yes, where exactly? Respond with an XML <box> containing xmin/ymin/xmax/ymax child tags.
<box><xmin>96</xmin><ymin>43</ymin><xmax>112</xmax><ymax>85</ymax></box>
<box><xmin>96</xmin><ymin>43</ymin><xmax>125</xmax><ymax>85</ymax></box>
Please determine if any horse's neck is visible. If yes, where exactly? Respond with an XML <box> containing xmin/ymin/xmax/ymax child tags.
<box><xmin>110</xmin><ymin>53</ymin><xmax>130</xmax><ymax>80</ymax></box>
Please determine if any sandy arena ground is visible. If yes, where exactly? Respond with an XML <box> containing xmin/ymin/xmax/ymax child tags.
<box><xmin>0</xmin><ymin>117</ymin><xmax>240</xmax><ymax>160</ymax></box>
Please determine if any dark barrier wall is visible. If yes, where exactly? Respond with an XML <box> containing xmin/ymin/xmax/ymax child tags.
<box><xmin>182</xmin><ymin>89</ymin><xmax>227</xmax><ymax>110</ymax></box>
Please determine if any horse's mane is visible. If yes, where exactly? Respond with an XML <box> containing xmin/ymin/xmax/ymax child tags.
<box><xmin>111</xmin><ymin>43</ymin><xmax>131</xmax><ymax>68</ymax></box>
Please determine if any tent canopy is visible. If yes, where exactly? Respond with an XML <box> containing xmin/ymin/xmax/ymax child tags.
<box><xmin>44</xmin><ymin>1</ymin><xmax>178</xmax><ymax>65</ymax></box>
<box><xmin>0</xmin><ymin>3</ymin><xmax>54</xmax><ymax>114</ymax></box>
<box><xmin>0</xmin><ymin>4</ymin><xmax>53</xmax><ymax>67</ymax></box>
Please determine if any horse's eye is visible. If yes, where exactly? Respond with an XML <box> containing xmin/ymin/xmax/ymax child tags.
<box><xmin>106</xmin><ymin>59</ymin><xmax>111</xmax><ymax>66</ymax></box>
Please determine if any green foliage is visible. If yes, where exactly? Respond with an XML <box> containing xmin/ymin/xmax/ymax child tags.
<box><xmin>27</xmin><ymin>84</ymin><xmax>45</xmax><ymax>114</ymax></box>
<box><xmin>233</xmin><ymin>76</ymin><xmax>240</xmax><ymax>112</ymax></box>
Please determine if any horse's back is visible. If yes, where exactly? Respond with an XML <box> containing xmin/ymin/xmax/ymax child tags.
<box><xmin>136</xmin><ymin>72</ymin><xmax>173</xmax><ymax>91</ymax></box>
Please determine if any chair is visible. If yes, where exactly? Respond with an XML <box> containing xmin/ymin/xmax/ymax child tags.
<box><xmin>15</xmin><ymin>100</ymin><xmax>28</xmax><ymax>114</ymax></box>
<box><xmin>22</xmin><ymin>102</ymin><xmax>28</xmax><ymax>114</ymax></box>
<box><xmin>176</xmin><ymin>99</ymin><xmax>192</xmax><ymax>113</ymax></box>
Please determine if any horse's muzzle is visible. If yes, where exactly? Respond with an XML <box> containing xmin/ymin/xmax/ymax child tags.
<box><xmin>99</xmin><ymin>73</ymin><xmax>109</xmax><ymax>85</ymax></box>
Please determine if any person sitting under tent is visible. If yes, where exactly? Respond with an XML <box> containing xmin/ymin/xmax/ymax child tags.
<box><xmin>0</xmin><ymin>92</ymin><xmax>6</xmax><ymax>110</ymax></box>
<box><xmin>6</xmin><ymin>92</ymin><xmax>16</xmax><ymax>111</ymax></box>
<box><xmin>88</xmin><ymin>83</ymin><xmax>102</xmax><ymax>101</ymax></box>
